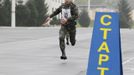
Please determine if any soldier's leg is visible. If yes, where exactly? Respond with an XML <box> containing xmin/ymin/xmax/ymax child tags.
<box><xmin>66</xmin><ymin>32</ymin><xmax>70</xmax><ymax>45</ymax></box>
<box><xmin>69</xmin><ymin>28</ymin><xmax>76</xmax><ymax>46</ymax></box>
<box><xmin>59</xmin><ymin>26</ymin><xmax>67</xmax><ymax>60</ymax></box>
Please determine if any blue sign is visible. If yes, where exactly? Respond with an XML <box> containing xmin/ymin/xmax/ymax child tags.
<box><xmin>87</xmin><ymin>12</ymin><xmax>123</xmax><ymax>75</ymax></box>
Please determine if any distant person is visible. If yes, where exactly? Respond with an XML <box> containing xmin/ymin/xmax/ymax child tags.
<box><xmin>43</xmin><ymin>0</ymin><xmax>79</xmax><ymax>60</ymax></box>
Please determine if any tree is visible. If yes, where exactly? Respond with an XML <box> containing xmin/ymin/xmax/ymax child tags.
<box><xmin>16</xmin><ymin>4</ymin><xmax>30</xmax><ymax>26</ymax></box>
<box><xmin>78</xmin><ymin>9</ymin><xmax>90</xmax><ymax>27</ymax></box>
<box><xmin>50</xmin><ymin>17</ymin><xmax>60</xmax><ymax>26</ymax></box>
<box><xmin>0</xmin><ymin>0</ymin><xmax>11</xmax><ymax>26</ymax></box>
<box><xmin>118</xmin><ymin>0</ymin><xmax>132</xmax><ymax>28</ymax></box>
<box><xmin>4</xmin><ymin>0</ymin><xmax>11</xmax><ymax>26</ymax></box>
<box><xmin>33</xmin><ymin>0</ymin><xmax>48</xmax><ymax>26</ymax></box>
<box><xmin>26</xmin><ymin>0</ymin><xmax>38</xmax><ymax>26</ymax></box>
<box><xmin>0</xmin><ymin>4</ymin><xmax>6</xmax><ymax>26</ymax></box>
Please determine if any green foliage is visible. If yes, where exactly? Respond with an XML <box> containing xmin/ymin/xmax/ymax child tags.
<box><xmin>26</xmin><ymin>0</ymin><xmax>38</xmax><ymax>26</ymax></box>
<box><xmin>33</xmin><ymin>0</ymin><xmax>48</xmax><ymax>26</ymax></box>
<box><xmin>0</xmin><ymin>0</ymin><xmax>11</xmax><ymax>26</ymax></box>
<box><xmin>0</xmin><ymin>0</ymin><xmax>48</xmax><ymax>27</ymax></box>
<box><xmin>16</xmin><ymin>5</ymin><xmax>30</xmax><ymax>26</ymax></box>
<box><xmin>0</xmin><ymin>6</ymin><xmax>6</xmax><ymax>26</ymax></box>
<box><xmin>118</xmin><ymin>0</ymin><xmax>132</xmax><ymax>28</ymax></box>
<box><xmin>78</xmin><ymin>9</ymin><xmax>90</xmax><ymax>27</ymax></box>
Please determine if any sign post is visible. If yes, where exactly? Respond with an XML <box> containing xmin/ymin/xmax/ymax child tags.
<box><xmin>87</xmin><ymin>12</ymin><xmax>123</xmax><ymax>75</ymax></box>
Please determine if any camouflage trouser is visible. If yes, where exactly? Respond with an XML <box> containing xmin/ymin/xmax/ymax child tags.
<box><xmin>59</xmin><ymin>26</ymin><xmax>76</xmax><ymax>55</ymax></box>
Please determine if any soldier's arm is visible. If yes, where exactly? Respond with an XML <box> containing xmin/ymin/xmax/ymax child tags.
<box><xmin>68</xmin><ymin>5</ymin><xmax>79</xmax><ymax>22</ymax></box>
<box><xmin>50</xmin><ymin>5</ymin><xmax>62</xmax><ymax>18</ymax></box>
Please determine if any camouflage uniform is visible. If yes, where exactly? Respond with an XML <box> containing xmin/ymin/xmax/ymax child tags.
<box><xmin>50</xmin><ymin>2</ymin><xmax>79</xmax><ymax>58</ymax></box>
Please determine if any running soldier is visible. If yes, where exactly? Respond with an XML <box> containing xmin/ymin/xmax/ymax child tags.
<box><xmin>44</xmin><ymin>0</ymin><xmax>79</xmax><ymax>60</ymax></box>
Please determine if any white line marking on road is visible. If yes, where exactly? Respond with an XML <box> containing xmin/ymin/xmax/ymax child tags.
<box><xmin>123</xmin><ymin>57</ymin><xmax>134</xmax><ymax>65</ymax></box>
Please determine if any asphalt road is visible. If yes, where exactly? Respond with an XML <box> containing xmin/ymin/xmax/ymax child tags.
<box><xmin>0</xmin><ymin>27</ymin><xmax>133</xmax><ymax>75</ymax></box>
